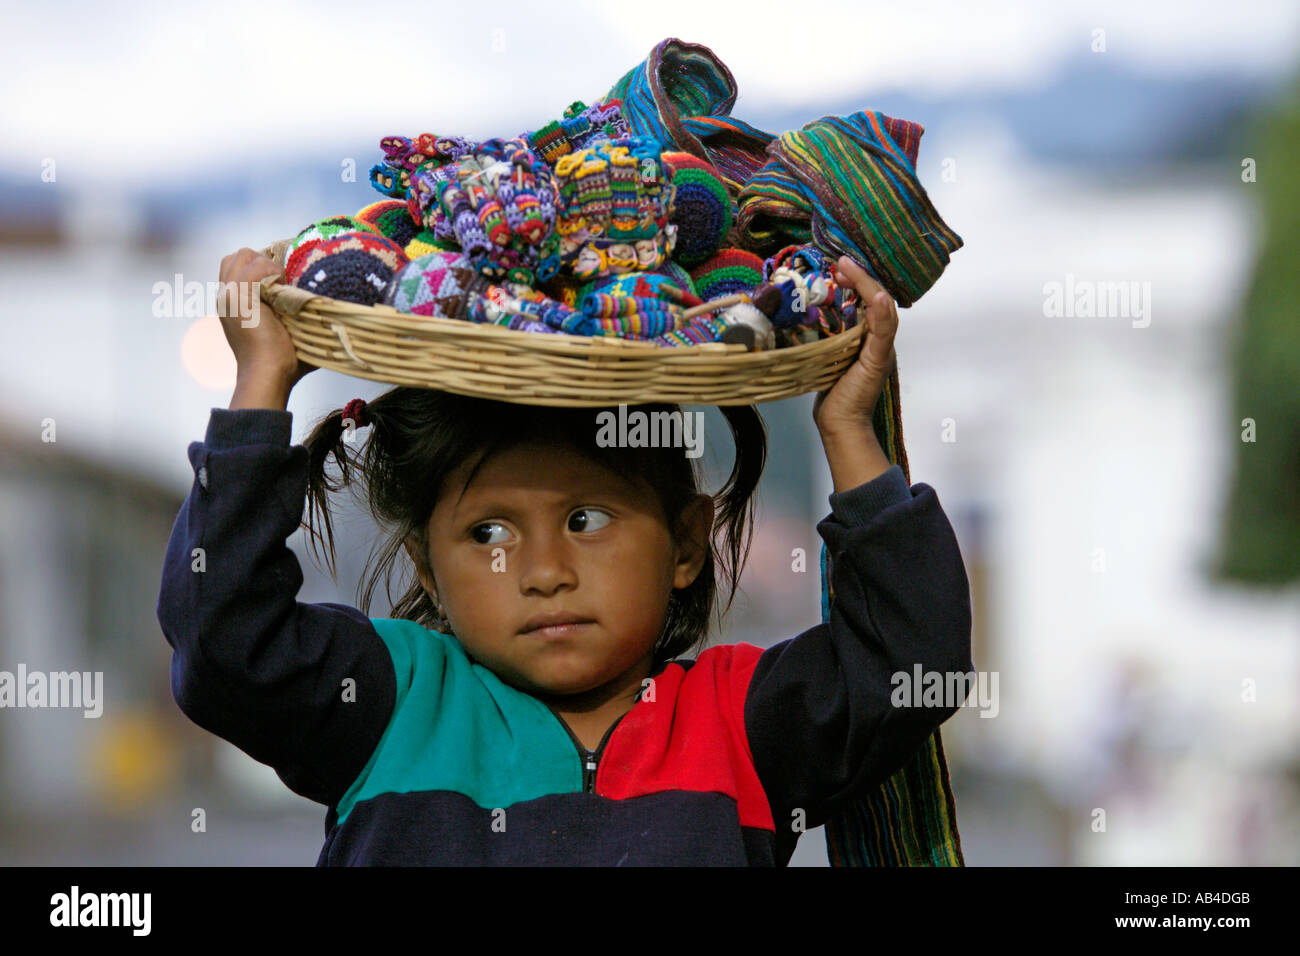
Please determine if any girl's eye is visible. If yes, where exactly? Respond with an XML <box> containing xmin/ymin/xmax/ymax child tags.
<box><xmin>470</xmin><ymin>522</ymin><xmax>510</xmax><ymax>545</ymax></box>
<box><xmin>568</xmin><ymin>508</ymin><xmax>612</xmax><ymax>533</ymax></box>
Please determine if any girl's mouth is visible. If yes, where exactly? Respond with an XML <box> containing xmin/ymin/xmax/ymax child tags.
<box><xmin>520</xmin><ymin>613</ymin><xmax>595</xmax><ymax>638</ymax></box>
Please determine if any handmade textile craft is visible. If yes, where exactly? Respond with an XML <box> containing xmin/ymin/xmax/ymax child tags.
<box><xmin>527</xmin><ymin>98</ymin><xmax>632</xmax><ymax>165</ymax></box>
<box><xmin>600</xmin><ymin>37</ymin><xmax>961</xmax><ymax>308</ymax></box>
<box><xmin>551</xmin><ymin>134</ymin><xmax>676</xmax><ymax>280</ymax></box>
<box><xmin>291</xmin><ymin>231</ymin><xmax>408</xmax><ymax>306</ymax></box>
<box><xmin>368</xmin><ymin>134</ymin><xmax>477</xmax><ymax>202</ymax></box>
<box><xmin>356</xmin><ymin>199</ymin><xmax>421</xmax><ymax>250</ymax></box>
<box><xmin>689</xmin><ymin>247</ymin><xmax>764</xmax><ymax>301</ymax></box>
<box><xmin>661</xmin><ymin>151</ymin><xmax>732</xmax><ymax>267</ymax></box>
<box><xmin>283</xmin><ymin>215</ymin><xmax>377</xmax><ymax>285</ymax></box>
<box><xmin>282</xmin><ymin>34</ymin><xmax>962</xmax><ymax>358</ymax></box>
<box><xmin>407</xmin><ymin>137</ymin><xmax>561</xmax><ymax>284</ymax></box>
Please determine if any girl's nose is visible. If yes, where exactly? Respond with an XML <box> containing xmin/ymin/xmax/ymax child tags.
<box><xmin>516</xmin><ymin>531</ymin><xmax>579</xmax><ymax>596</ymax></box>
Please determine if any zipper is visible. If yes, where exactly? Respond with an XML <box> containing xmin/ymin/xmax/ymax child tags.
<box><xmin>548</xmin><ymin>706</ymin><xmax>628</xmax><ymax>793</ymax></box>
<box><xmin>543</xmin><ymin>660</ymin><xmax>666</xmax><ymax>793</ymax></box>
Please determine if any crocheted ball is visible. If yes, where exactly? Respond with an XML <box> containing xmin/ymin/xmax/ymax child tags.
<box><xmin>383</xmin><ymin>250</ymin><xmax>489</xmax><ymax>319</ymax></box>
<box><xmin>284</xmin><ymin>215</ymin><xmax>378</xmax><ymax>285</ymax></box>
<box><xmin>689</xmin><ymin>248</ymin><xmax>765</xmax><ymax>301</ymax></box>
<box><xmin>662</xmin><ymin>152</ymin><xmax>731</xmax><ymax>268</ymax></box>
<box><xmin>355</xmin><ymin>200</ymin><xmax>421</xmax><ymax>249</ymax></box>
<box><xmin>291</xmin><ymin>231</ymin><xmax>409</xmax><ymax>306</ymax></box>
<box><xmin>404</xmin><ymin>227</ymin><xmax>460</xmax><ymax>260</ymax></box>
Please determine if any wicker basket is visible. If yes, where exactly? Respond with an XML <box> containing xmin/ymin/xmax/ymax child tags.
<box><xmin>257</xmin><ymin>238</ymin><xmax>865</xmax><ymax>407</ymax></box>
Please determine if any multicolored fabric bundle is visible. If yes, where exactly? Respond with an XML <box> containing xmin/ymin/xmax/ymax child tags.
<box><xmin>599</xmin><ymin>36</ymin><xmax>962</xmax><ymax>308</ymax></box>
<box><xmin>552</xmin><ymin>135</ymin><xmax>676</xmax><ymax>280</ymax></box>
<box><xmin>818</xmin><ymin>383</ymin><xmax>965</xmax><ymax>867</ymax></box>
<box><xmin>577</xmin><ymin>271</ymin><xmax>702</xmax><ymax>339</ymax></box>
<box><xmin>737</xmin><ymin>112</ymin><xmax>962</xmax><ymax>307</ymax></box>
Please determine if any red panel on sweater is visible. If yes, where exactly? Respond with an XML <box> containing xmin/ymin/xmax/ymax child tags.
<box><xmin>595</xmin><ymin>642</ymin><xmax>774</xmax><ymax>831</ymax></box>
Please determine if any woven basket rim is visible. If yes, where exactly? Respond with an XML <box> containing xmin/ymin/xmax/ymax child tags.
<box><xmin>256</xmin><ymin>238</ymin><xmax>867</xmax><ymax>406</ymax></box>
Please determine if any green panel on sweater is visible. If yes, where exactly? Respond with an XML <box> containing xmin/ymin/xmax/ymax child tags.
<box><xmin>333</xmin><ymin>619</ymin><xmax>582</xmax><ymax>824</ymax></box>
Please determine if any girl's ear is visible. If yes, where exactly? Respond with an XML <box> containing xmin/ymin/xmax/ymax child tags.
<box><xmin>672</xmin><ymin>493</ymin><xmax>715</xmax><ymax>590</ymax></box>
<box><xmin>403</xmin><ymin>535</ymin><xmax>436</xmax><ymax>597</ymax></box>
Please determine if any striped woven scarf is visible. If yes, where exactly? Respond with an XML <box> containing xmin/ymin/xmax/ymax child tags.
<box><xmin>818</xmin><ymin>369</ymin><xmax>965</xmax><ymax>866</ymax></box>
<box><xmin>602</xmin><ymin>36</ymin><xmax>966</xmax><ymax>867</ymax></box>
<box><xmin>741</xmin><ymin>113</ymin><xmax>962</xmax><ymax>308</ymax></box>
<box><xmin>600</xmin><ymin>37</ymin><xmax>963</xmax><ymax>308</ymax></box>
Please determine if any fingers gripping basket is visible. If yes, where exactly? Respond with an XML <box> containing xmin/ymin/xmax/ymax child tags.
<box><xmin>256</xmin><ymin>238</ymin><xmax>866</xmax><ymax>408</ymax></box>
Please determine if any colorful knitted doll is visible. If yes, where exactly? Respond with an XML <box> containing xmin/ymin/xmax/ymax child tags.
<box><xmin>368</xmin><ymin>133</ymin><xmax>477</xmax><ymax>201</ymax></box>
<box><xmin>526</xmin><ymin>98</ymin><xmax>632</xmax><ymax>166</ymax></box>
<box><xmin>407</xmin><ymin>137</ymin><xmax>562</xmax><ymax>285</ymax></box>
<box><xmin>747</xmin><ymin>243</ymin><xmax>858</xmax><ymax>347</ymax></box>
<box><xmin>551</xmin><ymin>135</ymin><xmax>677</xmax><ymax>281</ymax></box>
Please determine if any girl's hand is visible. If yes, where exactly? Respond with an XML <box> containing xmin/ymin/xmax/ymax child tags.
<box><xmin>216</xmin><ymin>248</ymin><xmax>316</xmax><ymax>388</ymax></box>
<box><xmin>811</xmin><ymin>255</ymin><xmax>899</xmax><ymax>439</ymax></box>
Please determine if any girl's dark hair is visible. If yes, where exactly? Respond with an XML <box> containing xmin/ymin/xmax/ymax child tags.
<box><xmin>301</xmin><ymin>388</ymin><xmax>767</xmax><ymax>664</ymax></box>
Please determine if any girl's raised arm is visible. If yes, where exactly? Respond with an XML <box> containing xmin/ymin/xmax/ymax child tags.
<box><xmin>743</xmin><ymin>260</ymin><xmax>974</xmax><ymax>832</ymax></box>
<box><xmin>155</xmin><ymin>250</ymin><xmax>397</xmax><ymax>810</ymax></box>
<box><xmin>156</xmin><ymin>405</ymin><xmax>398</xmax><ymax>809</ymax></box>
<box><xmin>741</xmin><ymin>466</ymin><xmax>973</xmax><ymax>832</ymax></box>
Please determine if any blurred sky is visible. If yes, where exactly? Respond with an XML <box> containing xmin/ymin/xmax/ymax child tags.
<box><xmin>2</xmin><ymin>0</ymin><xmax>1298</xmax><ymax>184</ymax></box>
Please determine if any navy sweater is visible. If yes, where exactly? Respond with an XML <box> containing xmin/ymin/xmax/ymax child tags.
<box><xmin>156</xmin><ymin>408</ymin><xmax>973</xmax><ymax>866</ymax></box>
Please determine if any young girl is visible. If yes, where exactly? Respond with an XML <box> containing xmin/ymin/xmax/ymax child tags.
<box><xmin>155</xmin><ymin>248</ymin><xmax>973</xmax><ymax>866</ymax></box>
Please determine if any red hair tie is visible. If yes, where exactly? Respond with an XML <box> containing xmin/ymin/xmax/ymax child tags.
<box><xmin>342</xmin><ymin>398</ymin><xmax>371</xmax><ymax>428</ymax></box>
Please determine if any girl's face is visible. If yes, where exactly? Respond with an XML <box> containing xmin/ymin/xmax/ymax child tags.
<box><xmin>410</xmin><ymin>441</ymin><xmax>712</xmax><ymax>700</ymax></box>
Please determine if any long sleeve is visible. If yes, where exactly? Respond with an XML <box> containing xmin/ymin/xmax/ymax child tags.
<box><xmin>155</xmin><ymin>408</ymin><xmax>397</xmax><ymax>809</ymax></box>
<box><xmin>743</xmin><ymin>465</ymin><xmax>973</xmax><ymax>832</ymax></box>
